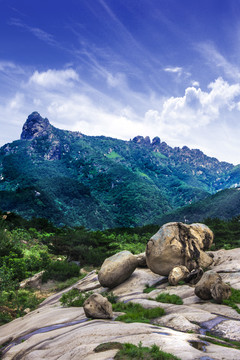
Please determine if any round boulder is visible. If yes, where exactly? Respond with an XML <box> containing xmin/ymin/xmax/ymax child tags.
<box><xmin>98</xmin><ymin>250</ymin><xmax>138</xmax><ymax>288</ymax></box>
<box><xmin>83</xmin><ymin>293</ymin><xmax>113</xmax><ymax>319</ymax></box>
<box><xmin>146</xmin><ymin>222</ymin><xmax>214</xmax><ymax>276</ymax></box>
<box><xmin>168</xmin><ymin>265</ymin><xmax>190</xmax><ymax>285</ymax></box>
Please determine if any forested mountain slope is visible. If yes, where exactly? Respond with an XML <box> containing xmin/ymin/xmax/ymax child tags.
<box><xmin>0</xmin><ymin>112</ymin><xmax>238</xmax><ymax>229</ymax></box>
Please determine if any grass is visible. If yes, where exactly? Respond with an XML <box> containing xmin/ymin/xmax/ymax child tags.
<box><xmin>94</xmin><ymin>342</ymin><xmax>181</xmax><ymax>359</ymax></box>
<box><xmin>52</xmin><ymin>275</ymin><xmax>86</xmax><ymax>292</ymax></box>
<box><xmin>112</xmin><ymin>302</ymin><xmax>165</xmax><ymax>323</ymax></box>
<box><xmin>203</xmin><ymin>332</ymin><xmax>240</xmax><ymax>350</ymax></box>
<box><xmin>60</xmin><ymin>289</ymin><xmax>93</xmax><ymax>307</ymax></box>
<box><xmin>154</xmin><ymin>293</ymin><xmax>183</xmax><ymax>305</ymax></box>
<box><xmin>222</xmin><ymin>288</ymin><xmax>240</xmax><ymax>314</ymax></box>
<box><xmin>143</xmin><ymin>285</ymin><xmax>157</xmax><ymax>294</ymax></box>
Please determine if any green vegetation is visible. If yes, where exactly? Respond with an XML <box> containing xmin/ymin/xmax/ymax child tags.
<box><xmin>112</xmin><ymin>302</ymin><xmax>165</xmax><ymax>323</ymax></box>
<box><xmin>154</xmin><ymin>293</ymin><xmax>183</xmax><ymax>305</ymax></box>
<box><xmin>1</xmin><ymin>115</ymin><xmax>237</xmax><ymax>230</ymax></box>
<box><xmin>204</xmin><ymin>333</ymin><xmax>240</xmax><ymax>350</ymax></box>
<box><xmin>143</xmin><ymin>284</ymin><xmax>157</xmax><ymax>293</ymax></box>
<box><xmin>94</xmin><ymin>342</ymin><xmax>123</xmax><ymax>352</ymax></box>
<box><xmin>222</xmin><ymin>288</ymin><xmax>240</xmax><ymax>314</ymax></box>
<box><xmin>60</xmin><ymin>289</ymin><xmax>93</xmax><ymax>307</ymax></box>
<box><xmin>94</xmin><ymin>342</ymin><xmax>181</xmax><ymax>360</ymax></box>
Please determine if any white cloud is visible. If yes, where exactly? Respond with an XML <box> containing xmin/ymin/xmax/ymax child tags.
<box><xmin>164</xmin><ymin>66</ymin><xmax>183</xmax><ymax>74</ymax></box>
<box><xmin>192</xmin><ymin>80</ymin><xmax>199</xmax><ymax>87</ymax></box>
<box><xmin>29</xmin><ymin>69</ymin><xmax>79</xmax><ymax>89</ymax></box>
<box><xmin>1</xmin><ymin>65</ymin><xmax>240</xmax><ymax>164</ymax></box>
<box><xmin>197</xmin><ymin>42</ymin><xmax>240</xmax><ymax>80</ymax></box>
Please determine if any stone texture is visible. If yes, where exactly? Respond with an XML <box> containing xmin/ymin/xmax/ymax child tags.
<box><xmin>83</xmin><ymin>293</ymin><xmax>113</xmax><ymax>319</ymax></box>
<box><xmin>154</xmin><ymin>314</ymin><xmax>200</xmax><ymax>332</ymax></box>
<box><xmin>134</xmin><ymin>252</ymin><xmax>147</xmax><ymax>267</ymax></box>
<box><xmin>20</xmin><ymin>271</ymin><xmax>45</xmax><ymax>289</ymax></box>
<box><xmin>146</xmin><ymin>222</ymin><xmax>214</xmax><ymax>276</ymax></box>
<box><xmin>1</xmin><ymin>248</ymin><xmax>240</xmax><ymax>360</ymax></box>
<box><xmin>98</xmin><ymin>251</ymin><xmax>138</xmax><ymax>288</ymax></box>
<box><xmin>195</xmin><ymin>270</ymin><xmax>231</xmax><ymax>302</ymax></box>
<box><xmin>168</xmin><ymin>265</ymin><xmax>189</xmax><ymax>285</ymax></box>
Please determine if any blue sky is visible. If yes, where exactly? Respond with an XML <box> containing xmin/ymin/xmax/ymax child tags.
<box><xmin>1</xmin><ymin>0</ymin><xmax>240</xmax><ymax>163</ymax></box>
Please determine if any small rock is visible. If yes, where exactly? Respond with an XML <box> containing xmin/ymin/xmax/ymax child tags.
<box><xmin>134</xmin><ymin>252</ymin><xmax>147</xmax><ymax>267</ymax></box>
<box><xmin>210</xmin><ymin>279</ymin><xmax>231</xmax><ymax>303</ymax></box>
<box><xmin>98</xmin><ymin>251</ymin><xmax>138</xmax><ymax>288</ymax></box>
<box><xmin>168</xmin><ymin>266</ymin><xmax>189</xmax><ymax>285</ymax></box>
<box><xmin>83</xmin><ymin>293</ymin><xmax>113</xmax><ymax>319</ymax></box>
<box><xmin>195</xmin><ymin>270</ymin><xmax>231</xmax><ymax>302</ymax></box>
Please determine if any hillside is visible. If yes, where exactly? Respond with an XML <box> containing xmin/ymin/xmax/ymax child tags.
<box><xmin>157</xmin><ymin>187</ymin><xmax>240</xmax><ymax>225</ymax></box>
<box><xmin>0</xmin><ymin>112</ymin><xmax>239</xmax><ymax>229</ymax></box>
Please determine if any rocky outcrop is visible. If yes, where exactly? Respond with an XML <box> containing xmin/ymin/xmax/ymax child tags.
<box><xmin>168</xmin><ymin>266</ymin><xmax>189</xmax><ymax>286</ymax></box>
<box><xmin>83</xmin><ymin>293</ymin><xmax>113</xmax><ymax>319</ymax></box>
<box><xmin>98</xmin><ymin>251</ymin><xmax>138</xmax><ymax>288</ymax></box>
<box><xmin>19</xmin><ymin>271</ymin><xmax>45</xmax><ymax>289</ymax></box>
<box><xmin>21</xmin><ymin>112</ymin><xmax>52</xmax><ymax>140</ymax></box>
<box><xmin>195</xmin><ymin>270</ymin><xmax>231</xmax><ymax>302</ymax></box>
<box><xmin>146</xmin><ymin>222</ymin><xmax>214</xmax><ymax>276</ymax></box>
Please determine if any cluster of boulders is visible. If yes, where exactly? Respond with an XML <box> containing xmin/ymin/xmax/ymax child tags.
<box><xmin>88</xmin><ymin>222</ymin><xmax>231</xmax><ymax>320</ymax></box>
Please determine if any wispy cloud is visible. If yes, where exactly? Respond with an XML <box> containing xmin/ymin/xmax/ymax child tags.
<box><xmin>164</xmin><ymin>66</ymin><xmax>183</xmax><ymax>74</ymax></box>
<box><xmin>197</xmin><ymin>41</ymin><xmax>240</xmax><ymax>80</ymax></box>
<box><xmin>9</xmin><ymin>18</ymin><xmax>59</xmax><ymax>47</ymax></box>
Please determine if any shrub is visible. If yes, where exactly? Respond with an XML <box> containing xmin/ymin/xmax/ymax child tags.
<box><xmin>42</xmin><ymin>261</ymin><xmax>80</xmax><ymax>282</ymax></box>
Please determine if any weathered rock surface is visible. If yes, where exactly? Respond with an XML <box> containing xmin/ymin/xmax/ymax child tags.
<box><xmin>20</xmin><ymin>271</ymin><xmax>45</xmax><ymax>289</ymax></box>
<box><xmin>134</xmin><ymin>252</ymin><xmax>147</xmax><ymax>267</ymax></box>
<box><xmin>168</xmin><ymin>265</ymin><xmax>189</xmax><ymax>285</ymax></box>
<box><xmin>195</xmin><ymin>270</ymin><xmax>231</xmax><ymax>302</ymax></box>
<box><xmin>83</xmin><ymin>293</ymin><xmax>113</xmax><ymax>319</ymax></box>
<box><xmin>98</xmin><ymin>250</ymin><xmax>138</xmax><ymax>288</ymax></box>
<box><xmin>1</xmin><ymin>248</ymin><xmax>240</xmax><ymax>360</ymax></box>
<box><xmin>146</xmin><ymin>222</ymin><xmax>213</xmax><ymax>276</ymax></box>
<box><xmin>154</xmin><ymin>314</ymin><xmax>200</xmax><ymax>332</ymax></box>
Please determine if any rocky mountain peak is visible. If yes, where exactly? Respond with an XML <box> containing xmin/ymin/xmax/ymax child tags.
<box><xmin>21</xmin><ymin>112</ymin><xmax>52</xmax><ymax>140</ymax></box>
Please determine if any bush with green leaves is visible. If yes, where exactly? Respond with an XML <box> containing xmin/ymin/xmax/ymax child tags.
<box><xmin>0</xmin><ymin>288</ymin><xmax>42</xmax><ymax>325</ymax></box>
<box><xmin>42</xmin><ymin>260</ymin><xmax>80</xmax><ymax>282</ymax></box>
<box><xmin>154</xmin><ymin>293</ymin><xmax>183</xmax><ymax>305</ymax></box>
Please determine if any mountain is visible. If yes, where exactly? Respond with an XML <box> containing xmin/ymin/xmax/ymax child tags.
<box><xmin>0</xmin><ymin>112</ymin><xmax>239</xmax><ymax>229</ymax></box>
<box><xmin>157</xmin><ymin>186</ymin><xmax>240</xmax><ymax>225</ymax></box>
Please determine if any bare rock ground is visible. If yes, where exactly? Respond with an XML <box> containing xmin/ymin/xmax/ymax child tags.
<box><xmin>1</xmin><ymin>249</ymin><xmax>240</xmax><ymax>359</ymax></box>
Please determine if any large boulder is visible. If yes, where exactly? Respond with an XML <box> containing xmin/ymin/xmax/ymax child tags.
<box><xmin>195</xmin><ymin>270</ymin><xmax>231</xmax><ymax>302</ymax></box>
<box><xmin>98</xmin><ymin>250</ymin><xmax>138</xmax><ymax>288</ymax></box>
<box><xmin>146</xmin><ymin>222</ymin><xmax>214</xmax><ymax>276</ymax></box>
<box><xmin>83</xmin><ymin>293</ymin><xmax>113</xmax><ymax>319</ymax></box>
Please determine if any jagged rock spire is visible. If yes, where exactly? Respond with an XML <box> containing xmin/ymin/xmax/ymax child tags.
<box><xmin>21</xmin><ymin>112</ymin><xmax>52</xmax><ymax>140</ymax></box>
